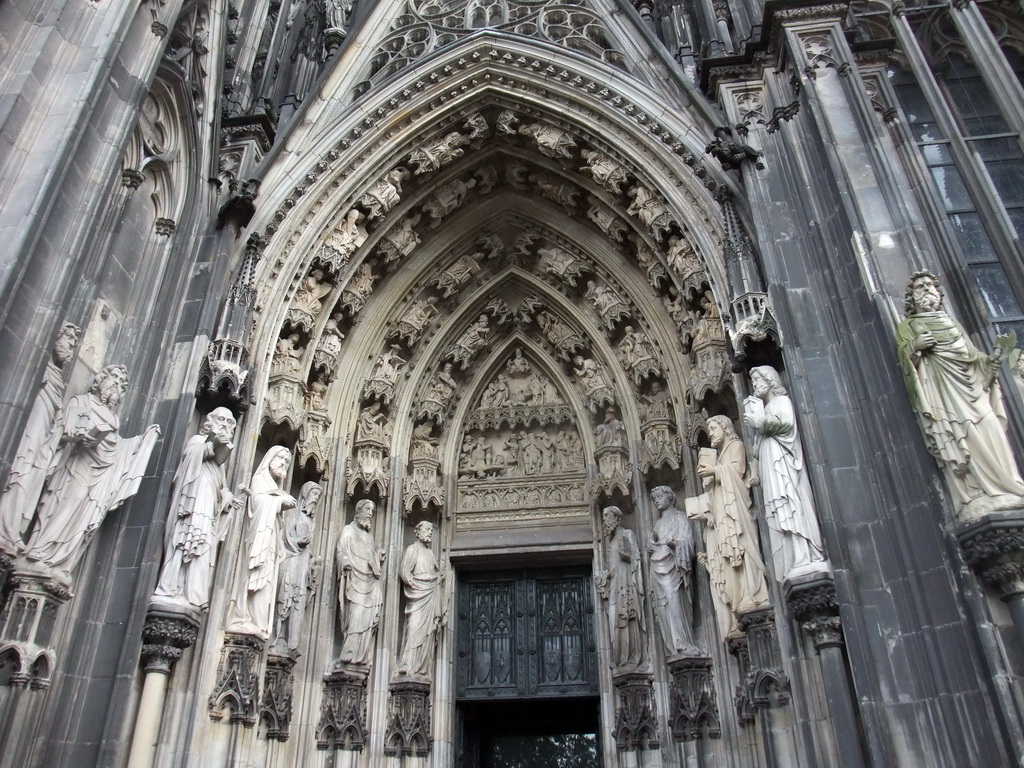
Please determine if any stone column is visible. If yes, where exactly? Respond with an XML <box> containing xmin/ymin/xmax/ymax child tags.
<box><xmin>946</xmin><ymin>0</ymin><xmax>1024</xmax><ymax>135</ymax></box>
<box><xmin>786</xmin><ymin>574</ymin><xmax>868</xmax><ymax>768</ymax></box>
<box><xmin>125</xmin><ymin>611</ymin><xmax>200</xmax><ymax>768</ymax></box>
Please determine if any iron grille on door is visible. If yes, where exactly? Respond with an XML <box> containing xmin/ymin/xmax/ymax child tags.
<box><xmin>456</xmin><ymin>569</ymin><xmax>598</xmax><ymax>699</ymax></box>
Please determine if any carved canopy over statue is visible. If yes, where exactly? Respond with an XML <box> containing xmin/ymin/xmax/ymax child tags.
<box><xmin>896</xmin><ymin>270</ymin><xmax>1024</xmax><ymax>521</ymax></box>
<box><xmin>151</xmin><ymin>407</ymin><xmax>239</xmax><ymax>612</ymax></box>
<box><xmin>22</xmin><ymin>365</ymin><xmax>160</xmax><ymax>585</ymax></box>
<box><xmin>0</xmin><ymin>322</ymin><xmax>80</xmax><ymax>555</ymax></box>
<box><xmin>336</xmin><ymin>499</ymin><xmax>386</xmax><ymax>669</ymax></box>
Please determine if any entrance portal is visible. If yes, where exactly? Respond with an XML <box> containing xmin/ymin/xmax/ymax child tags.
<box><xmin>461</xmin><ymin>698</ymin><xmax>602</xmax><ymax>768</ymax></box>
<box><xmin>456</xmin><ymin>568</ymin><xmax>602</xmax><ymax>767</ymax></box>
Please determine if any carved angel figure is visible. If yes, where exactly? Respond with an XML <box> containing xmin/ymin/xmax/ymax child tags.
<box><xmin>580</xmin><ymin>148</ymin><xmax>628</xmax><ymax>194</ymax></box>
<box><xmin>517</xmin><ymin>123</ymin><xmax>576</xmax><ymax>159</ymax></box>
<box><xmin>287</xmin><ymin>269</ymin><xmax>332</xmax><ymax>332</ymax></box>
<box><xmin>359</xmin><ymin>167</ymin><xmax>410</xmax><ymax>220</ymax></box>
<box><xmin>324</xmin><ymin>209</ymin><xmax>367</xmax><ymax>264</ymax></box>
<box><xmin>409</xmin><ymin>131</ymin><xmax>471</xmax><ymax>175</ymax></box>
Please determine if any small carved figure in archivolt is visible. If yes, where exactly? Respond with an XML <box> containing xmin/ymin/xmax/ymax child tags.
<box><xmin>432</xmin><ymin>251</ymin><xmax>482</xmax><ymax>298</ymax></box>
<box><xmin>580</xmin><ymin>148</ymin><xmax>629</xmax><ymax>194</ymax></box>
<box><xmin>585</xmin><ymin>280</ymin><xmax>629</xmax><ymax>329</ymax></box>
<box><xmin>394</xmin><ymin>295</ymin><xmax>438</xmax><ymax>346</ymax></box>
<box><xmin>408</xmin><ymin>131</ymin><xmax>471</xmax><ymax>175</ymax></box>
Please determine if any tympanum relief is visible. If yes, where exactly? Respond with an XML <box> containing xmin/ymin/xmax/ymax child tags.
<box><xmin>456</xmin><ymin>350</ymin><xmax>588</xmax><ymax>526</ymax></box>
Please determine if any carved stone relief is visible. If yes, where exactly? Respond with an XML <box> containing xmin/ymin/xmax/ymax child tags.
<box><xmin>422</xmin><ymin>177</ymin><xmax>477</xmax><ymax>228</ymax></box>
<box><xmin>580</xmin><ymin>148</ymin><xmax>629</xmax><ymax>194</ymax></box>
<box><xmin>431</xmin><ymin>251</ymin><xmax>482</xmax><ymax>298</ymax></box>
<box><xmin>363</xmin><ymin>346</ymin><xmax>406</xmax><ymax>405</ymax></box>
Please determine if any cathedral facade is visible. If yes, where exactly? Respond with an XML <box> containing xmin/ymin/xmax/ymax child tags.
<box><xmin>1</xmin><ymin>1</ymin><xmax>1024</xmax><ymax>766</ymax></box>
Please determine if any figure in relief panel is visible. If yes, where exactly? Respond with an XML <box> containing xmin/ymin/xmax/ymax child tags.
<box><xmin>0</xmin><ymin>323</ymin><xmax>80</xmax><ymax>553</ymax></box>
<box><xmin>744</xmin><ymin>366</ymin><xmax>828</xmax><ymax>580</ymax></box>
<box><xmin>595</xmin><ymin>506</ymin><xmax>648</xmax><ymax>671</ymax></box>
<box><xmin>233</xmin><ymin>446</ymin><xmax>295</xmax><ymax>639</ymax></box>
<box><xmin>686</xmin><ymin>416</ymin><xmax>770</xmax><ymax>638</ymax></box>
<box><xmin>336</xmin><ymin>499</ymin><xmax>386</xmax><ymax>668</ymax></box>
<box><xmin>647</xmin><ymin>486</ymin><xmax>700</xmax><ymax>657</ymax></box>
<box><xmin>896</xmin><ymin>270</ymin><xmax>1024</xmax><ymax>521</ymax></box>
<box><xmin>272</xmin><ymin>481</ymin><xmax>321</xmax><ymax>653</ymax></box>
<box><xmin>287</xmin><ymin>268</ymin><xmax>332</xmax><ymax>331</ymax></box>
<box><xmin>396</xmin><ymin>521</ymin><xmax>444</xmax><ymax>680</ymax></box>
<box><xmin>23</xmin><ymin>365</ymin><xmax>160</xmax><ymax>581</ymax></box>
<box><xmin>640</xmin><ymin>381</ymin><xmax>671</xmax><ymax>422</ymax></box>
<box><xmin>356</xmin><ymin>402</ymin><xmax>388</xmax><ymax>443</ymax></box>
<box><xmin>480</xmin><ymin>374</ymin><xmax>510</xmax><ymax>408</ymax></box>
<box><xmin>152</xmin><ymin>407</ymin><xmax>239</xmax><ymax>611</ymax></box>
<box><xmin>274</xmin><ymin>334</ymin><xmax>304</xmax><ymax>374</ymax></box>
<box><xmin>595</xmin><ymin>410</ymin><xmax>626</xmax><ymax>449</ymax></box>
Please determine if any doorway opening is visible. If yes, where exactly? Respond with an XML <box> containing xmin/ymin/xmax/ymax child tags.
<box><xmin>459</xmin><ymin>698</ymin><xmax>602</xmax><ymax>768</ymax></box>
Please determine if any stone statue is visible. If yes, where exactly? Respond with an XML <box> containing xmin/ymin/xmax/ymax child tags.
<box><xmin>272</xmin><ymin>481</ymin><xmax>321</xmax><ymax>653</ymax></box>
<box><xmin>595</xmin><ymin>410</ymin><xmax>626</xmax><ymax>449</ymax></box>
<box><xmin>743</xmin><ymin>366</ymin><xmax>828</xmax><ymax>580</ymax></box>
<box><xmin>579</xmin><ymin>149</ymin><xmax>628</xmax><ymax>194</ymax></box>
<box><xmin>359</xmin><ymin>167</ymin><xmax>410</xmax><ymax>220</ymax></box>
<box><xmin>595</xmin><ymin>506</ymin><xmax>647</xmax><ymax>672</ymax></box>
<box><xmin>326</xmin><ymin>0</ymin><xmax>353</xmax><ymax>30</ymax></box>
<box><xmin>395</xmin><ymin>296</ymin><xmax>438</xmax><ymax>345</ymax></box>
<box><xmin>365</xmin><ymin>345</ymin><xmax>406</xmax><ymax>400</ymax></box>
<box><xmin>356</xmin><ymin>402</ymin><xmax>388</xmax><ymax>443</ymax></box>
<box><xmin>233</xmin><ymin>446</ymin><xmax>295</xmax><ymax>639</ymax></box>
<box><xmin>0</xmin><ymin>322</ymin><xmax>80</xmax><ymax>554</ymax></box>
<box><xmin>396</xmin><ymin>521</ymin><xmax>444</xmax><ymax>680</ymax></box>
<box><xmin>325</xmin><ymin>209</ymin><xmax>367</xmax><ymax>262</ymax></box>
<box><xmin>380</xmin><ymin>214</ymin><xmax>422</xmax><ymax>265</ymax></box>
<box><xmin>308</xmin><ymin>372</ymin><xmax>330</xmax><ymax>412</ymax></box>
<box><xmin>640</xmin><ymin>381</ymin><xmax>671</xmax><ymax>422</ymax></box>
<box><xmin>409</xmin><ymin>131</ymin><xmax>470</xmax><ymax>175</ymax></box>
<box><xmin>411</xmin><ymin>422</ymin><xmax>440</xmax><ymax>461</ymax></box>
<box><xmin>480</xmin><ymin>374</ymin><xmax>510</xmax><ymax>408</ymax></box>
<box><xmin>506</xmin><ymin>348</ymin><xmax>531</xmax><ymax>376</ymax></box>
<box><xmin>666</xmin><ymin>236</ymin><xmax>701</xmax><ymax>279</ymax></box>
<box><xmin>647</xmin><ymin>486</ymin><xmax>700</xmax><ymax>657</ymax></box>
<box><xmin>896</xmin><ymin>270</ymin><xmax>1024</xmax><ymax>521</ymax></box>
<box><xmin>336</xmin><ymin>499</ymin><xmax>386</xmax><ymax>668</ymax></box>
<box><xmin>22</xmin><ymin>365</ymin><xmax>160</xmax><ymax>583</ymax></box>
<box><xmin>585</xmin><ymin>280</ymin><xmax>627</xmax><ymax>327</ymax></box>
<box><xmin>273</xmin><ymin>333</ymin><xmax>304</xmax><ymax>374</ymax></box>
<box><xmin>428</xmin><ymin>363</ymin><xmax>457</xmax><ymax>406</ymax></box>
<box><xmin>452</xmin><ymin>314</ymin><xmax>490</xmax><ymax>365</ymax></box>
<box><xmin>314</xmin><ymin>314</ymin><xmax>345</xmax><ymax>376</ymax></box>
<box><xmin>151</xmin><ymin>408</ymin><xmax>239</xmax><ymax>611</ymax></box>
<box><xmin>687</xmin><ymin>416</ymin><xmax>771</xmax><ymax>639</ymax></box>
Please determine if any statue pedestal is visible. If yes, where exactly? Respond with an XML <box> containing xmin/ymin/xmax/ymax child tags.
<box><xmin>384</xmin><ymin>679</ymin><xmax>432</xmax><ymax>757</ymax></box>
<box><xmin>734</xmin><ymin>607</ymin><xmax>790</xmax><ymax>720</ymax></box>
<box><xmin>593</xmin><ymin>444</ymin><xmax>631</xmax><ymax>499</ymax></box>
<box><xmin>209</xmin><ymin>632</ymin><xmax>265</xmax><ymax>726</ymax></box>
<box><xmin>666</xmin><ymin>655</ymin><xmax>720</xmax><ymax>741</ymax></box>
<box><xmin>316</xmin><ymin>667</ymin><xmax>370</xmax><ymax>751</ymax></box>
<box><xmin>0</xmin><ymin>568</ymin><xmax>71</xmax><ymax>690</ymax></box>
<box><xmin>956</xmin><ymin>511</ymin><xmax>1024</xmax><ymax>647</ymax></box>
<box><xmin>261</xmin><ymin>651</ymin><xmax>298</xmax><ymax>742</ymax></box>
<box><xmin>611</xmin><ymin>671</ymin><xmax>660</xmax><ymax>751</ymax></box>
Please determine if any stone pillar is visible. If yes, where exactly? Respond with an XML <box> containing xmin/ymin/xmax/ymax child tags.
<box><xmin>946</xmin><ymin>0</ymin><xmax>1024</xmax><ymax>134</ymax></box>
<box><xmin>125</xmin><ymin>611</ymin><xmax>200</xmax><ymax>768</ymax></box>
<box><xmin>316</xmin><ymin>668</ymin><xmax>370</xmax><ymax>751</ymax></box>
<box><xmin>786</xmin><ymin>574</ymin><xmax>868</xmax><ymax>768</ymax></box>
